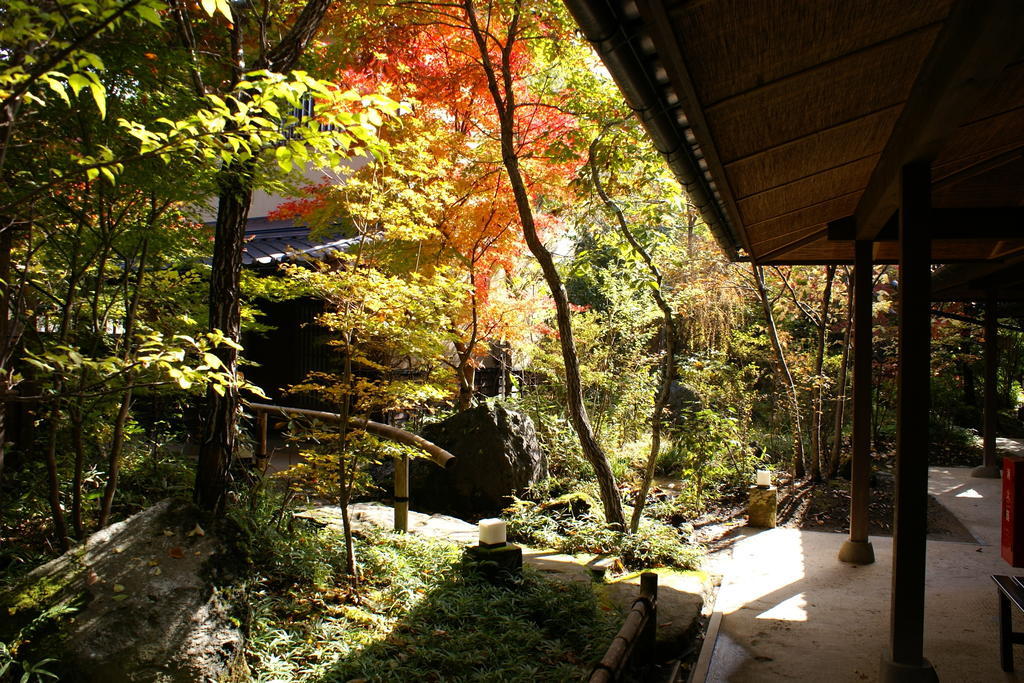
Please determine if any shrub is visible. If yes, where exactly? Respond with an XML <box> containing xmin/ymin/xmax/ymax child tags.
<box><xmin>504</xmin><ymin>497</ymin><xmax>702</xmax><ymax>570</ymax></box>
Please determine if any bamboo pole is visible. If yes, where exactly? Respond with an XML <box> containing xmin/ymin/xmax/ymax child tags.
<box><xmin>394</xmin><ymin>454</ymin><xmax>410</xmax><ymax>532</ymax></box>
<box><xmin>589</xmin><ymin>572</ymin><xmax>659</xmax><ymax>682</ymax></box>
<box><xmin>245</xmin><ymin>402</ymin><xmax>455</xmax><ymax>468</ymax></box>
<box><xmin>257</xmin><ymin>410</ymin><xmax>268</xmax><ymax>462</ymax></box>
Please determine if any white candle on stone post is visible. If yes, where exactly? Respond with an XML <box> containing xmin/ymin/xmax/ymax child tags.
<box><xmin>756</xmin><ymin>470</ymin><xmax>771</xmax><ymax>487</ymax></box>
<box><xmin>478</xmin><ymin>518</ymin><xmax>507</xmax><ymax>546</ymax></box>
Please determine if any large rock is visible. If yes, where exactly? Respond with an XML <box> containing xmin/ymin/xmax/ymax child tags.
<box><xmin>412</xmin><ymin>403</ymin><xmax>547</xmax><ymax>516</ymax></box>
<box><xmin>0</xmin><ymin>499</ymin><xmax>242</xmax><ymax>682</ymax></box>
<box><xmin>296</xmin><ymin>502</ymin><xmax>479</xmax><ymax>545</ymax></box>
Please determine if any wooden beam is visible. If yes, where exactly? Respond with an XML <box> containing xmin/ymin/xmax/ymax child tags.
<box><xmin>930</xmin><ymin>308</ymin><xmax>1024</xmax><ymax>334</ymax></box>
<box><xmin>833</xmin><ymin>208</ymin><xmax>1024</xmax><ymax>242</ymax></box>
<box><xmin>756</xmin><ymin>227</ymin><xmax>829</xmax><ymax>262</ymax></box>
<box><xmin>929</xmin><ymin>208</ymin><xmax>1024</xmax><ymax>239</ymax></box>
<box><xmin>855</xmin><ymin>0</ymin><xmax>1024</xmax><ymax>240</ymax></box>
<box><xmin>983</xmin><ymin>291</ymin><xmax>999</xmax><ymax>471</ymax></box>
<box><xmin>934</xmin><ymin>146</ymin><xmax>1024</xmax><ymax>189</ymax></box>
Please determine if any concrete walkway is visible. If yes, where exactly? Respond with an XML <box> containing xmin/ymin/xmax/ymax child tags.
<box><xmin>697</xmin><ymin>467</ymin><xmax>1019</xmax><ymax>682</ymax></box>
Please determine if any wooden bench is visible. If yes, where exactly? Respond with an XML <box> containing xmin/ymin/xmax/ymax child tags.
<box><xmin>992</xmin><ymin>575</ymin><xmax>1024</xmax><ymax>671</ymax></box>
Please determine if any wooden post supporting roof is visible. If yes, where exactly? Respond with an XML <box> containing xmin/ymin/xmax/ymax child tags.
<box><xmin>839</xmin><ymin>239</ymin><xmax>875</xmax><ymax>565</ymax></box>
<box><xmin>882</xmin><ymin>163</ymin><xmax>937</xmax><ymax>682</ymax></box>
<box><xmin>973</xmin><ymin>292</ymin><xmax>1001</xmax><ymax>478</ymax></box>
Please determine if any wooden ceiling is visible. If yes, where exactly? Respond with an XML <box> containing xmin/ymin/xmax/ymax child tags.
<box><xmin>566</xmin><ymin>0</ymin><xmax>1024</xmax><ymax>266</ymax></box>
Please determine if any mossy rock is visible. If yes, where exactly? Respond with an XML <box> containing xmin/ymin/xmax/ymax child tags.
<box><xmin>0</xmin><ymin>499</ymin><xmax>243</xmax><ymax>682</ymax></box>
<box><xmin>539</xmin><ymin>491</ymin><xmax>594</xmax><ymax>517</ymax></box>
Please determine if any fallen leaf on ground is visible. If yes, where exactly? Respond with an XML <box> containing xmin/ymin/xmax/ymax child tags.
<box><xmin>168</xmin><ymin>547</ymin><xmax>185</xmax><ymax>559</ymax></box>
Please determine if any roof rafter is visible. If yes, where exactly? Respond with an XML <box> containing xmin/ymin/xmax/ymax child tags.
<box><xmin>854</xmin><ymin>0</ymin><xmax>1024</xmax><ymax>240</ymax></box>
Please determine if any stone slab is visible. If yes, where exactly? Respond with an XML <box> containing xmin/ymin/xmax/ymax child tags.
<box><xmin>295</xmin><ymin>502</ymin><xmax>479</xmax><ymax>545</ymax></box>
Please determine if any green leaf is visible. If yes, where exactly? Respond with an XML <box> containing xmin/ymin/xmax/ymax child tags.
<box><xmin>88</xmin><ymin>80</ymin><xmax>106</xmax><ymax>118</ymax></box>
<box><xmin>86</xmin><ymin>168</ymin><xmax>99</xmax><ymax>182</ymax></box>
<box><xmin>46</xmin><ymin>78</ymin><xmax>70</xmax><ymax>105</ymax></box>
<box><xmin>275</xmin><ymin>145</ymin><xmax>293</xmax><ymax>173</ymax></box>
<box><xmin>199</xmin><ymin>0</ymin><xmax>216</xmax><ymax>15</ymax></box>
<box><xmin>215</xmin><ymin>0</ymin><xmax>233</xmax><ymax>21</ymax></box>
<box><xmin>67</xmin><ymin>73</ymin><xmax>89</xmax><ymax>97</ymax></box>
<box><xmin>136</xmin><ymin>4</ymin><xmax>161</xmax><ymax>25</ymax></box>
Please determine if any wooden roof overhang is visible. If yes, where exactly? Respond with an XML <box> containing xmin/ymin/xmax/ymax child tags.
<box><xmin>564</xmin><ymin>0</ymin><xmax>1024</xmax><ymax>268</ymax></box>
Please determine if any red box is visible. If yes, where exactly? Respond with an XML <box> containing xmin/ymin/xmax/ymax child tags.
<box><xmin>1002</xmin><ymin>456</ymin><xmax>1024</xmax><ymax>566</ymax></box>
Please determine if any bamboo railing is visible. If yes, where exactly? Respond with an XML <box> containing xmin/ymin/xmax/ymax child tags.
<box><xmin>589</xmin><ymin>572</ymin><xmax>659</xmax><ymax>682</ymax></box>
<box><xmin>246</xmin><ymin>402</ymin><xmax>456</xmax><ymax>532</ymax></box>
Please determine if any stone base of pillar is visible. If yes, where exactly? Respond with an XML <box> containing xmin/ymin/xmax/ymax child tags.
<box><xmin>879</xmin><ymin>653</ymin><xmax>938</xmax><ymax>683</ymax></box>
<box><xmin>971</xmin><ymin>464</ymin><xmax>1001</xmax><ymax>479</ymax></box>
<box><xmin>747</xmin><ymin>485</ymin><xmax>777</xmax><ymax>528</ymax></box>
<box><xmin>838</xmin><ymin>539</ymin><xmax>875</xmax><ymax>565</ymax></box>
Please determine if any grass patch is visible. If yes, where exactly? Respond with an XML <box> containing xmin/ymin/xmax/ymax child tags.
<box><xmin>243</xmin><ymin>524</ymin><xmax>620</xmax><ymax>682</ymax></box>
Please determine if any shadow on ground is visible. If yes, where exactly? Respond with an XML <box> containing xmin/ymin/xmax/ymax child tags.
<box><xmin>316</xmin><ymin>563</ymin><xmax>619</xmax><ymax>682</ymax></box>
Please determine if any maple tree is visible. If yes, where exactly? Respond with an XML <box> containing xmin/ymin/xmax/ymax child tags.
<box><xmin>280</xmin><ymin>9</ymin><xmax>545</xmax><ymax>413</ymax></box>
<box><xmin>374</xmin><ymin>0</ymin><xmax>627</xmax><ymax>526</ymax></box>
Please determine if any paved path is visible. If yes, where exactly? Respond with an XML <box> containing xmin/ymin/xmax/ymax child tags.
<box><xmin>698</xmin><ymin>467</ymin><xmax>1019</xmax><ymax>682</ymax></box>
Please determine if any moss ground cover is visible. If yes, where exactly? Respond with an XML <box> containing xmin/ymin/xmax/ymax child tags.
<box><xmin>243</xmin><ymin>523</ymin><xmax>620</xmax><ymax>682</ymax></box>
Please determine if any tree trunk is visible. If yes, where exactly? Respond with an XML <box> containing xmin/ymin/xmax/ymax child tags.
<box><xmin>191</xmin><ymin>0</ymin><xmax>334</xmax><ymax>513</ymax></box>
<box><xmin>588</xmin><ymin>129</ymin><xmax>676</xmax><ymax>533</ymax></box>
<box><xmin>828</xmin><ymin>270</ymin><xmax>854</xmax><ymax>479</ymax></box>
<box><xmin>98</xmin><ymin>390</ymin><xmax>133</xmax><ymax>528</ymax></box>
<box><xmin>752</xmin><ymin>265</ymin><xmax>806</xmax><ymax>478</ymax></box>
<box><xmin>456</xmin><ymin>362</ymin><xmax>475</xmax><ymax>411</ymax></box>
<box><xmin>44</xmin><ymin>410</ymin><xmax>69</xmax><ymax>551</ymax></box>
<box><xmin>463</xmin><ymin>0</ymin><xmax>624</xmax><ymax>527</ymax></box>
<box><xmin>0</xmin><ymin>225</ymin><xmax>13</xmax><ymax>482</ymax></box>
<box><xmin>194</xmin><ymin>167</ymin><xmax>251</xmax><ymax>513</ymax></box>
<box><xmin>809</xmin><ymin>265</ymin><xmax>836</xmax><ymax>481</ymax></box>
<box><xmin>99</xmin><ymin>233</ymin><xmax>149</xmax><ymax>527</ymax></box>
<box><xmin>338</xmin><ymin>331</ymin><xmax>359</xmax><ymax>580</ymax></box>
<box><xmin>70</xmin><ymin>405</ymin><xmax>86</xmax><ymax>539</ymax></box>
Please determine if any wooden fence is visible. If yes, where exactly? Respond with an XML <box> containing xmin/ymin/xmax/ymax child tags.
<box><xmin>246</xmin><ymin>401</ymin><xmax>455</xmax><ymax>533</ymax></box>
<box><xmin>589</xmin><ymin>572</ymin><xmax>659</xmax><ymax>682</ymax></box>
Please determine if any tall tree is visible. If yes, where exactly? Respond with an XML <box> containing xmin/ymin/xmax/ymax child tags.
<box><xmin>585</xmin><ymin>122</ymin><xmax>689</xmax><ymax>532</ymax></box>
<box><xmin>454</xmin><ymin>0</ymin><xmax>624</xmax><ymax>526</ymax></box>
<box><xmin>752</xmin><ymin>265</ymin><xmax>806</xmax><ymax>478</ymax></box>
<box><xmin>168</xmin><ymin>0</ymin><xmax>394</xmax><ymax>512</ymax></box>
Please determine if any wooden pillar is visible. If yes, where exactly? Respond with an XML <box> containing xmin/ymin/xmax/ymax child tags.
<box><xmin>839</xmin><ymin>239</ymin><xmax>875</xmax><ymax>564</ymax></box>
<box><xmin>973</xmin><ymin>291</ymin><xmax>1000</xmax><ymax>477</ymax></box>
<box><xmin>257</xmin><ymin>410</ymin><xmax>268</xmax><ymax>462</ymax></box>
<box><xmin>882</xmin><ymin>162</ymin><xmax>937</xmax><ymax>681</ymax></box>
<box><xmin>394</xmin><ymin>453</ymin><xmax>409</xmax><ymax>532</ymax></box>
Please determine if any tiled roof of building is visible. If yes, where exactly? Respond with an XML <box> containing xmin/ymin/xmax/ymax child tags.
<box><xmin>241</xmin><ymin>217</ymin><xmax>358</xmax><ymax>266</ymax></box>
